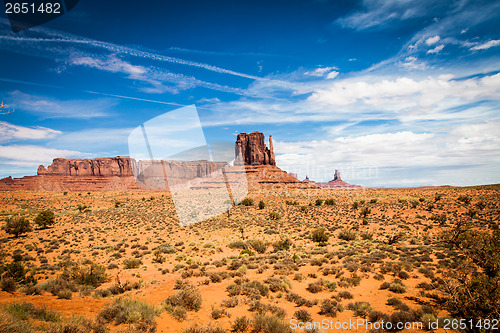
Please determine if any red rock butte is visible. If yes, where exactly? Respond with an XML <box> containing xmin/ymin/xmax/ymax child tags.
<box><xmin>0</xmin><ymin>132</ymin><xmax>358</xmax><ymax>191</ymax></box>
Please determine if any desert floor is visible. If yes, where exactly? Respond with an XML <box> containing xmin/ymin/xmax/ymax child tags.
<box><xmin>0</xmin><ymin>185</ymin><xmax>498</xmax><ymax>332</ymax></box>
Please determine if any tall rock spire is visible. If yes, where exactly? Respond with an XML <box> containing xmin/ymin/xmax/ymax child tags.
<box><xmin>235</xmin><ymin>132</ymin><xmax>276</xmax><ymax>166</ymax></box>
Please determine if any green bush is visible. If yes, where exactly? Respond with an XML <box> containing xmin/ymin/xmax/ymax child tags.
<box><xmin>311</xmin><ymin>228</ymin><xmax>329</xmax><ymax>243</ymax></box>
<box><xmin>347</xmin><ymin>302</ymin><xmax>372</xmax><ymax>318</ymax></box>
<box><xmin>269</xmin><ymin>212</ymin><xmax>281</xmax><ymax>220</ymax></box>
<box><xmin>231</xmin><ymin>316</ymin><xmax>250</xmax><ymax>333</ymax></box>
<box><xmin>315</xmin><ymin>199</ymin><xmax>323</xmax><ymax>206</ymax></box>
<box><xmin>164</xmin><ymin>283</ymin><xmax>202</xmax><ymax>311</ymax></box>
<box><xmin>273</xmin><ymin>237</ymin><xmax>292</xmax><ymax>251</ymax></box>
<box><xmin>441</xmin><ymin>229</ymin><xmax>500</xmax><ymax>322</ymax></box>
<box><xmin>3</xmin><ymin>217</ymin><xmax>32</xmax><ymax>238</ymax></box>
<box><xmin>319</xmin><ymin>299</ymin><xmax>342</xmax><ymax>317</ymax></box>
<box><xmin>63</xmin><ymin>261</ymin><xmax>108</xmax><ymax>287</ymax></box>
<box><xmin>258</xmin><ymin>201</ymin><xmax>265</xmax><ymax>209</ymax></box>
<box><xmin>388</xmin><ymin>283</ymin><xmax>406</xmax><ymax>293</ymax></box>
<box><xmin>324</xmin><ymin>199</ymin><xmax>336</xmax><ymax>205</ymax></box>
<box><xmin>338</xmin><ymin>229</ymin><xmax>356</xmax><ymax>241</ymax></box>
<box><xmin>98</xmin><ymin>298</ymin><xmax>160</xmax><ymax>332</ymax></box>
<box><xmin>247</xmin><ymin>239</ymin><xmax>268</xmax><ymax>254</ymax></box>
<box><xmin>123</xmin><ymin>258</ymin><xmax>143</xmax><ymax>269</ymax></box>
<box><xmin>252</xmin><ymin>314</ymin><xmax>292</xmax><ymax>333</ymax></box>
<box><xmin>240</xmin><ymin>198</ymin><xmax>254</xmax><ymax>206</ymax></box>
<box><xmin>34</xmin><ymin>210</ymin><xmax>55</xmax><ymax>229</ymax></box>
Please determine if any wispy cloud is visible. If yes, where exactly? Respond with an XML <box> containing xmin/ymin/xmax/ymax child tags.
<box><xmin>470</xmin><ymin>39</ymin><xmax>500</xmax><ymax>51</ymax></box>
<box><xmin>0</xmin><ymin>144</ymin><xmax>92</xmax><ymax>165</ymax></box>
<box><xmin>9</xmin><ymin>90</ymin><xmax>116</xmax><ymax>119</ymax></box>
<box><xmin>0</xmin><ymin>121</ymin><xmax>61</xmax><ymax>143</ymax></box>
<box><xmin>335</xmin><ymin>0</ymin><xmax>446</xmax><ymax>30</ymax></box>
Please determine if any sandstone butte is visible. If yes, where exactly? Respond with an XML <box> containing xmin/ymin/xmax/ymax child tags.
<box><xmin>0</xmin><ymin>132</ymin><xmax>360</xmax><ymax>191</ymax></box>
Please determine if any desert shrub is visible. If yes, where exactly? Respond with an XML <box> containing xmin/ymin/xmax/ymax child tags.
<box><xmin>164</xmin><ymin>283</ymin><xmax>202</xmax><ymax>311</ymax></box>
<box><xmin>338</xmin><ymin>229</ymin><xmax>356</xmax><ymax>241</ymax></box>
<box><xmin>0</xmin><ymin>278</ymin><xmax>16</xmax><ymax>292</ymax></box>
<box><xmin>157</xmin><ymin>243</ymin><xmax>177</xmax><ymax>254</ymax></box>
<box><xmin>57</xmin><ymin>289</ymin><xmax>72</xmax><ymax>299</ymax></box>
<box><xmin>338</xmin><ymin>290</ymin><xmax>353</xmax><ymax>299</ymax></box>
<box><xmin>311</xmin><ymin>228</ymin><xmax>329</xmax><ymax>243</ymax></box>
<box><xmin>347</xmin><ymin>302</ymin><xmax>372</xmax><ymax>318</ymax></box>
<box><xmin>398</xmin><ymin>271</ymin><xmax>410</xmax><ymax>280</ymax></box>
<box><xmin>98</xmin><ymin>298</ymin><xmax>160</xmax><ymax>332</ymax></box>
<box><xmin>229</xmin><ymin>241</ymin><xmax>247</xmax><ymax>250</ymax></box>
<box><xmin>440</xmin><ymin>229</ymin><xmax>500</xmax><ymax>322</ymax></box>
<box><xmin>152</xmin><ymin>251</ymin><xmax>166</xmax><ymax>264</ymax></box>
<box><xmin>3</xmin><ymin>302</ymin><xmax>61</xmax><ymax>323</ymax></box>
<box><xmin>258</xmin><ymin>201</ymin><xmax>265</xmax><ymax>209</ymax></box>
<box><xmin>63</xmin><ymin>261</ymin><xmax>108</xmax><ymax>287</ymax></box>
<box><xmin>368</xmin><ymin>310</ymin><xmax>388</xmax><ymax>323</ymax></box>
<box><xmin>306</xmin><ymin>281</ymin><xmax>324</xmax><ymax>293</ymax></box>
<box><xmin>457</xmin><ymin>195</ymin><xmax>471</xmax><ymax>204</ymax></box>
<box><xmin>352</xmin><ymin>202</ymin><xmax>359</xmax><ymax>210</ymax></box>
<box><xmin>294</xmin><ymin>309</ymin><xmax>312</xmax><ymax>322</ymax></box>
<box><xmin>324</xmin><ymin>199</ymin><xmax>336</xmax><ymax>205</ymax></box>
<box><xmin>319</xmin><ymin>299</ymin><xmax>342</xmax><ymax>317</ymax></box>
<box><xmin>0</xmin><ymin>311</ymin><xmax>31</xmax><ymax>332</ymax></box>
<box><xmin>123</xmin><ymin>258</ymin><xmax>142</xmax><ymax>269</ymax></box>
<box><xmin>241</xmin><ymin>198</ymin><xmax>254</xmax><ymax>206</ymax></box>
<box><xmin>252</xmin><ymin>314</ymin><xmax>292</xmax><ymax>333</ymax></box>
<box><xmin>379</xmin><ymin>282</ymin><xmax>390</xmax><ymax>290</ymax></box>
<box><xmin>273</xmin><ymin>237</ymin><xmax>292</xmax><ymax>252</ymax></box>
<box><xmin>389</xmin><ymin>283</ymin><xmax>406</xmax><ymax>293</ymax></box>
<box><xmin>221</xmin><ymin>297</ymin><xmax>239</xmax><ymax>308</ymax></box>
<box><xmin>360</xmin><ymin>207</ymin><xmax>371</xmax><ymax>217</ymax></box>
<box><xmin>360</xmin><ymin>231</ymin><xmax>373</xmax><ymax>240</ymax></box>
<box><xmin>264</xmin><ymin>277</ymin><xmax>291</xmax><ymax>292</ymax></box>
<box><xmin>211</xmin><ymin>307</ymin><xmax>230</xmax><ymax>320</ymax></box>
<box><xmin>34</xmin><ymin>210</ymin><xmax>55</xmax><ymax>229</ymax></box>
<box><xmin>0</xmin><ymin>261</ymin><xmax>36</xmax><ymax>286</ymax></box>
<box><xmin>247</xmin><ymin>239</ymin><xmax>268</xmax><ymax>254</ymax></box>
<box><xmin>39</xmin><ymin>277</ymin><xmax>78</xmax><ymax>297</ymax></box>
<box><xmin>169</xmin><ymin>306</ymin><xmax>187</xmax><ymax>321</ymax></box>
<box><xmin>3</xmin><ymin>217</ymin><xmax>32</xmax><ymax>237</ymax></box>
<box><xmin>269</xmin><ymin>212</ymin><xmax>281</xmax><ymax>220</ymax></box>
<box><xmin>183</xmin><ymin>324</ymin><xmax>227</xmax><ymax>333</ymax></box>
<box><xmin>231</xmin><ymin>316</ymin><xmax>250</xmax><ymax>333</ymax></box>
<box><xmin>315</xmin><ymin>199</ymin><xmax>323</xmax><ymax>206</ymax></box>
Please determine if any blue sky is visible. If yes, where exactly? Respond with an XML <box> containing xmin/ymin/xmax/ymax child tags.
<box><xmin>0</xmin><ymin>0</ymin><xmax>499</xmax><ymax>186</ymax></box>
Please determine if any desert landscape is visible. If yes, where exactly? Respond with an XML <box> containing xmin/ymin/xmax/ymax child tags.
<box><xmin>0</xmin><ymin>133</ymin><xmax>498</xmax><ymax>333</ymax></box>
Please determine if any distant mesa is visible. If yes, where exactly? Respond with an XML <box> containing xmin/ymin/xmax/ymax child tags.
<box><xmin>303</xmin><ymin>170</ymin><xmax>362</xmax><ymax>189</ymax></box>
<box><xmin>0</xmin><ymin>132</ymin><xmax>357</xmax><ymax>191</ymax></box>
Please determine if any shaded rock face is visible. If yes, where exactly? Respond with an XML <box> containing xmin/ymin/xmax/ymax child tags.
<box><xmin>235</xmin><ymin>132</ymin><xmax>275</xmax><ymax>166</ymax></box>
<box><xmin>37</xmin><ymin>157</ymin><xmax>133</xmax><ymax>177</ymax></box>
<box><xmin>333</xmin><ymin>170</ymin><xmax>341</xmax><ymax>181</ymax></box>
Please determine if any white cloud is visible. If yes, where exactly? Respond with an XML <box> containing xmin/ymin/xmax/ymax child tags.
<box><xmin>0</xmin><ymin>145</ymin><xmax>92</xmax><ymax>163</ymax></box>
<box><xmin>70</xmin><ymin>55</ymin><xmax>147</xmax><ymax>77</ymax></box>
<box><xmin>274</xmin><ymin>121</ymin><xmax>500</xmax><ymax>185</ymax></box>
<box><xmin>326</xmin><ymin>71</ymin><xmax>339</xmax><ymax>80</ymax></box>
<box><xmin>335</xmin><ymin>0</ymin><xmax>441</xmax><ymax>30</ymax></box>
<box><xmin>307</xmin><ymin>73</ymin><xmax>500</xmax><ymax>120</ymax></box>
<box><xmin>9</xmin><ymin>91</ymin><xmax>115</xmax><ymax>119</ymax></box>
<box><xmin>470</xmin><ymin>39</ymin><xmax>500</xmax><ymax>51</ymax></box>
<box><xmin>0</xmin><ymin>121</ymin><xmax>61</xmax><ymax>143</ymax></box>
<box><xmin>427</xmin><ymin>44</ymin><xmax>444</xmax><ymax>54</ymax></box>
<box><xmin>425</xmin><ymin>35</ymin><xmax>440</xmax><ymax>45</ymax></box>
<box><xmin>305</xmin><ymin>67</ymin><xmax>339</xmax><ymax>78</ymax></box>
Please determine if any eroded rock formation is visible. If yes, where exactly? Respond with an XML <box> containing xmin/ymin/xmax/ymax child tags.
<box><xmin>235</xmin><ymin>132</ymin><xmax>275</xmax><ymax>166</ymax></box>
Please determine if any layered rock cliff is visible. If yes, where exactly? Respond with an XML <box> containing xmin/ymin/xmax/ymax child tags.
<box><xmin>37</xmin><ymin>157</ymin><xmax>133</xmax><ymax>177</ymax></box>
